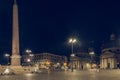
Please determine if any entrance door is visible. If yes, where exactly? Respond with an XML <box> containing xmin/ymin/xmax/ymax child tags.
<box><xmin>107</xmin><ymin>63</ymin><xmax>110</xmax><ymax>69</ymax></box>
<box><xmin>117</xmin><ymin>63</ymin><xmax>120</xmax><ymax>69</ymax></box>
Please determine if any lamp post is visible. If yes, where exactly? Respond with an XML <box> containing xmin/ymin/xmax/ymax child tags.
<box><xmin>71</xmin><ymin>53</ymin><xmax>75</xmax><ymax>72</ymax></box>
<box><xmin>27</xmin><ymin>58</ymin><xmax>31</xmax><ymax>71</ymax></box>
<box><xmin>5</xmin><ymin>53</ymin><xmax>10</xmax><ymax>65</ymax></box>
<box><xmin>46</xmin><ymin>61</ymin><xmax>51</xmax><ymax>74</ymax></box>
<box><xmin>89</xmin><ymin>51</ymin><xmax>95</xmax><ymax>69</ymax></box>
<box><xmin>69</xmin><ymin>38</ymin><xmax>77</xmax><ymax>72</ymax></box>
<box><xmin>25</xmin><ymin>49</ymin><xmax>33</xmax><ymax>66</ymax></box>
<box><xmin>64</xmin><ymin>62</ymin><xmax>67</xmax><ymax>72</ymax></box>
<box><xmin>29</xmin><ymin>53</ymin><xmax>34</xmax><ymax>66</ymax></box>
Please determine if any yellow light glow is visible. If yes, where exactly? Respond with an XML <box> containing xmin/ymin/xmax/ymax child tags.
<box><xmin>69</xmin><ymin>38</ymin><xmax>77</xmax><ymax>43</ymax></box>
<box><xmin>64</xmin><ymin>62</ymin><xmax>67</xmax><ymax>66</ymax></box>
<box><xmin>69</xmin><ymin>38</ymin><xmax>72</xmax><ymax>43</ymax></box>
<box><xmin>46</xmin><ymin>61</ymin><xmax>50</xmax><ymax>65</ymax></box>
<box><xmin>86</xmin><ymin>63</ymin><xmax>91</xmax><ymax>69</ymax></box>
<box><xmin>73</xmin><ymin>39</ymin><xmax>76</xmax><ymax>43</ymax></box>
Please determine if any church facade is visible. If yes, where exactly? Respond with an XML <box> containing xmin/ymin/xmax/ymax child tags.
<box><xmin>69</xmin><ymin>50</ymin><xmax>98</xmax><ymax>70</ymax></box>
<box><xmin>100</xmin><ymin>34</ymin><xmax>120</xmax><ymax>69</ymax></box>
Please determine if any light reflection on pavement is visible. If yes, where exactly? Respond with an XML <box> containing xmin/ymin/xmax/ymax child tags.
<box><xmin>0</xmin><ymin>70</ymin><xmax>120</xmax><ymax>80</ymax></box>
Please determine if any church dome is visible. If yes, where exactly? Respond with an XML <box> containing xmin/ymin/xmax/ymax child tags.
<box><xmin>102</xmin><ymin>34</ymin><xmax>120</xmax><ymax>50</ymax></box>
<box><xmin>102</xmin><ymin>40</ymin><xmax>120</xmax><ymax>49</ymax></box>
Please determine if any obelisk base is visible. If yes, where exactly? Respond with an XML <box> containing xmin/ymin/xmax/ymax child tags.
<box><xmin>10</xmin><ymin>55</ymin><xmax>24</xmax><ymax>73</ymax></box>
<box><xmin>10</xmin><ymin>66</ymin><xmax>24</xmax><ymax>74</ymax></box>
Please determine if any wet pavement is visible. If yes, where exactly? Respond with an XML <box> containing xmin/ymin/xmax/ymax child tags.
<box><xmin>0</xmin><ymin>69</ymin><xmax>120</xmax><ymax>80</ymax></box>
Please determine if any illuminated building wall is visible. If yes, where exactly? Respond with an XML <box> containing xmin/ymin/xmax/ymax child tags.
<box><xmin>22</xmin><ymin>53</ymin><xmax>67</xmax><ymax>68</ymax></box>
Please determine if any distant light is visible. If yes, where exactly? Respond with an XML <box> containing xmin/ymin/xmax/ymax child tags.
<box><xmin>89</xmin><ymin>52</ymin><xmax>95</xmax><ymax>55</ymax></box>
<box><xmin>57</xmin><ymin>63</ymin><xmax>60</xmax><ymax>65</ymax></box>
<box><xmin>27</xmin><ymin>59</ymin><xmax>31</xmax><ymax>62</ymax></box>
<box><xmin>86</xmin><ymin>63</ymin><xmax>91</xmax><ymax>68</ymax></box>
<box><xmin>29</xmin><ymin>54</ymin><xmax>34</xmax><ymax>56</ymax></box>
<box><xmin>5</xmin><ymin>53</ymin><xmax>10</xmax><ymax>57</ymax></box>
<box><xmin>26</xmin><ymin>49</ymin><xmax>32</xmax><ymax>53</ymax></box>
<box><xmin>64</xmin><ymin>62</ymin><xmax>67</xmax><ymax>66</ymax></box>
<box><xmin>69</xmin><ymin>38</ymin><xmax>73</xmax><ymax>43</ymax></box>
<box><xmin>73</xmin><ymin>39</ymin><xmax>76</xmax><ymax>43</ymax></box>
<box><xmin>71</xmin><ymin>53</ymin><xmax>75</xmax><ymax>57</ymax></box>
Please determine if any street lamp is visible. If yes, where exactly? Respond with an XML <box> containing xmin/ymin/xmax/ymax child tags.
<box><xmin>69</xmin><ymin>38</ymin><xmax>77</xmax><ymax>72</ymax></box>
<box><xmin>26</xmin><ymin>49</ymin><xmax>32</xmax><ymax>54</ymax></box>
<box><xmin>69</xmin><ymin>38</ymin><xmax>77</xmax><ymax>54</ymax></box>
<box><xmin>25</xmin><ymin>49</ymin><xmax>34</xmax><ymax>66</ymax></box>
<box><xmin>71</xmin><ymin>53</ymin><xmax>75</xmax><ymax>57</ymax></box>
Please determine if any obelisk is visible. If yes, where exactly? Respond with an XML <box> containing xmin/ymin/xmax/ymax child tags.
<box><xmin>10</xmin><ymin>0</ymin><xmax>23</xmax><ymax>72</ymax></box>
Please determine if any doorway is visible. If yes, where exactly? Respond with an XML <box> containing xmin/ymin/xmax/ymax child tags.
<box><xmin>107</xmin><ymin>63</ymin><xmax>110</xmax><ymax>69</ymax></box>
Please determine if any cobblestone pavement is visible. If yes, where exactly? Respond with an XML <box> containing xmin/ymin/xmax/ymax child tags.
<box><xmin>0</xmin><ymin>69</ymin><xmax>120</xmax><ymax>80</ymax></box>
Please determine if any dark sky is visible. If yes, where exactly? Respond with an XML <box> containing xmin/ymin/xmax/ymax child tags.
<box><xmin>0</xmin><ymin>0</ymin><xmax>120</xmax><ymax>61</ymax></box>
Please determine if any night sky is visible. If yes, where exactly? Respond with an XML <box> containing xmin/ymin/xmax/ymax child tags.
<box><xmin>0</xmin><ymin>0</ymin><xmax>120</xmax><ymax>63</ymax></box>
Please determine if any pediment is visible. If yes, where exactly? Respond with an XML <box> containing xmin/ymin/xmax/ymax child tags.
<box><xmin>101</xmin><ymin>51</ymin><xmax>115</xmax><ymax>58</ymax></box>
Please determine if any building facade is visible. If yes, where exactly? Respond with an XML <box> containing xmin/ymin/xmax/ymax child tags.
<box><xmin>69</xmin><ymin>51</ymin><xmax>97</xmax><ymax>70</ymax></box>
<box><xmin>22</xmin><ymin>53</ymin><xmax>67</xmax><ymax>69</ymax></box>
<box><xmin>100</xmin><ymin>34</ymin><xmax>120</xmax><ymax>69</ymax></box>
